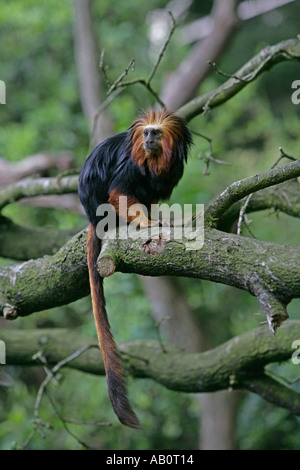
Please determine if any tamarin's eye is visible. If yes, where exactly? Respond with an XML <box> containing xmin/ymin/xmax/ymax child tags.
<box><xmin>143</xmin><ymin>130</ymin><xmax>148</xmax><ymax>136</ymax></box>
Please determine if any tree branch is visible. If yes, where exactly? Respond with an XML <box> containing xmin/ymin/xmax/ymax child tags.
<box><xmin>205</xmin><ymin>159</ymin><xmax>300</xmax><ymax>225</ymax></box>
<box><xmin>244</xmin><ymin>374</ymin><xmax>300</xmax><ymax>416</ymax></box>
<box><xmin>0</xmin><ymin>228</ymin><xmax>89</xmax><ymax>320</ymax></box>
<box><xmin>178</xmin><ymin>37</ymin><xmax>300</xmax><ymax>121</ymax></box>
<box><xmin>0</xmin><ymin>160</ymin><xmax>299</xmax><ymax>332</ymax></box>
<box><xmin>1</xmin><ymin>223</ymin><xmax>299</xmax><ymax>331</ymax></box>
<box><xmin>2</xmin><ymin>321</ymin><xmax>300</xmax><ymax>415</ymax></box>
<box><xmin>180</xmin><ymin>0</ymin><xmax>296</xmax><ymax>45</ymax></box>
<box><xmin>0</xmin><ymin>175</ymin><xmax>79</xmax><ymax>211</ymax></box>
<box><xmin>219</xmin><ymin>179</ymin><xmax>300</xmax><ymax>232</ymax></box>
<box><xmin>0</xmin><ymin>152</ymin><xmax>74</xmax><ymax>188</ymax></box>
<box><xmin>161</xmin><ymin>0</ymin><xmax>240</xmax><ymax>109</ymax></box>
<box><xmin>100</xmin><ymin>11</ymin><xmax>177</xmax><ymax>109</ymax></box>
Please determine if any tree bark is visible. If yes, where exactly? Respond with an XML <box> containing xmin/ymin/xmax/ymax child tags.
<box><xmin>2</xmin><ymin>321</ymin><xmax>300</xmax><ymax>415</ymax></box>
<box><xmin>1</xmin><ymin>223</ymin><xmax>299</xmax><ymax>323</ymax></box>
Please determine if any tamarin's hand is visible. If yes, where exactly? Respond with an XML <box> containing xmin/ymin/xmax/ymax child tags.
<box><xmin>78</xmin><ymin>109</ymin><xmax>192</xmax><ymax>428</ymax></box>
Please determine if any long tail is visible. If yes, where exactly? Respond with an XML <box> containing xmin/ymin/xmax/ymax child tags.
<box><xmin>86</xmin><ymin>222</ymin><xmax>141</xmax><ymax>429</ymax></box>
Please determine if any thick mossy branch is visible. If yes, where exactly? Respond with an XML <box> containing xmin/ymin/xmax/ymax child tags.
<box><xmin>0</xmin><ymin>228</ymin><xmax>90</xmax><ymax>319</ymax></box>
<box><xmin>2</xmin><ymin>321</ymin><xmax>300</xmax><ymax>415</ymax></box>
<box><xmin>0</xmin><ymin>152</ymin><xmax>299</xmax><ymax>330</ymax></box>
<box><xmin>178</xmin><ymin>37</ymin><xmax>300</xmax><ymax>121</ymax></box>
<box><xmin>0</xmin><ymin>178</ymin><xmax>298</xmax><ymax>261</ymax></box>
<box><xmin>99</xmin><ymin>227</ymin><xmax>300</xmax><ymax>332</ymax></box>
<box><xmin>1</xmin><ymin>224</ymin><xmax>299</xmax><ymax>326</ymax></box>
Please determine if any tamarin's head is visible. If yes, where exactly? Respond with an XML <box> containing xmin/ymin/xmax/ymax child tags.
<box><xmin>129</xmin><ymin>109</ymin><xmax>192</xmax><ymax>173</ymax></box>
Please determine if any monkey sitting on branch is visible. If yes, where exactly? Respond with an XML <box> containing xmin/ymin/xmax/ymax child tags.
<box><xmin>78</xmin><ymin>109</ymin><xmax>192</xmax><ymax>428</ymax></box>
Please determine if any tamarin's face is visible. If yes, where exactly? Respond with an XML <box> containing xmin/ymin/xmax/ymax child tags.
<box><xmin>143</xmin><ymin>126</ymin><xmax>163</xmax><ymax>153</ymax></box>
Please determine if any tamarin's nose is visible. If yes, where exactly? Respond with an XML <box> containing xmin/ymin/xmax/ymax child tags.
<box><xmin>146</xmin><ymin>136</ymin><xmax>153</xmax><ymax>144</ymax></box>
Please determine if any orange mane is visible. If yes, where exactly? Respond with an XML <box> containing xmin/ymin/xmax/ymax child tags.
<box><xmin>130</xmin><ymin>109</ymin><xmax>187</xmax><ymax>176</ymax></box>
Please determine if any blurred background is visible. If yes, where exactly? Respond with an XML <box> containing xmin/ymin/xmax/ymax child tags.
<box><xmin>0</xmin><ymin>0</ymin><xmax>299</xmax><ymax>450</ymax></box>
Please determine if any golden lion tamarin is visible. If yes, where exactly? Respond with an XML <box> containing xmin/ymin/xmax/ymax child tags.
<box><xmin>78</xmin><ymin>109</ymin><xmax>192</xmax><ymax>428</ymax></box>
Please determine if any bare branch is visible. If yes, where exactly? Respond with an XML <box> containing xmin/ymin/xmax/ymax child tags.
<box><xmin>219</xmin><ymin>179</ymin><xmax>300</xmax><ymax>232</ymax></box>
<box><xmin>99</xmin><ymin>11</ymin><xmax>177</xmax><ymax>109</ymax></box>
<box><xmin>0</xmin><ymin>152</ymin><xmax>74</xmax><ymax>188</ymax></box>
<box><xmin>147</xmin><ymin>11</ymin><xmax>177</xmax><ymax>83</ymax></box>
<box><xmin>161</xmin><ymin>0</ymin><xmax>240</xmax><ymax>109</ymax></box>
<box><xmin>237</xmin><ymin>194</ymin><xmax>252</xmax><ymax>235</ymax></box>
<box><xmin>181</xmin><ymin>0</ymin><xmax>296</xmax><ymax>44</ymax></box>
<box><xmin>179</xmin><ymin>37</ymin><xmax>300</xmax><ymax>121</ymax></box>
<box><xmin>236</xmin><ymin>149</ymin><xmax>299</xmax><ymax>236</ymax></box>
<box><xmin>205</xmin><ymin>159</ymin><xmax>300</xmax><ymax>224</ymax></box>
<box><xmin>106</xmin><ymin>57</ymin><xmax>135</xmax><ymax>95</ymax></box>
<box><xmin>0</xmin><ymin>175</ymin><xmax>78</xmax><ymax>210</ymax></box>
<box><xmin>33</xmin><ymin>346</ymin><xmax>94</xmax><ymax>449</ymax></box>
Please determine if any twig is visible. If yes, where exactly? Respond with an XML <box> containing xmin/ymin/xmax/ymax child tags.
<box><xmin>192</xmin><ymin>129</ymin><xmax>213</xmax><ymax>158</ymax></box>
<box><xmin>155</xmin><ymin>317</ymin><xmax>171</xmax><ymax>354</ymax></box>
<box><xmin>271</xmin><ymin>146</ymin><xmax>298</xmax><ymax>169</ymax></box>
<box><xmin>192</xmin><ymin>129</ymin><xmax>231</xmax><ymax>175</ymax></box>
<box><xmin>107</xmin><ymin>57</ymin><xmax>135</xmax><ymax>95</ymax></box>
<box><xmin>44</xmin><ymin>390</ymin><xmax>93</xmax><ymax>449</ymax></box>
<box><xmin>99</xmin><ymin>49</ymin><xmax>111</xmax><ymax>87</ymax></box>
<box><xmin>237</xmin><ymin>194</ymin><xmax>253</xmax><ymax>235</ymax></box>
<box><xmin>62</xmin><ymin>418</ymin><xmax>112</xmax><ymax>426</ymax></box>
<box><xmin>89</xmin><ymin>87</ymin><xmax>125</xmax><ymax>151</ymax></box>
<box><xmin>22</xmin><ymin>430</ymin><xmax>38</xmax><ymax>450</ymax></box>
<box><xmin>208</xmin><ymin>60</ymin><xmax>249</xmax><ymax>83</ymax></box>
<box><xmin>99</xmin><ymin>11</ymin><xmax>177</xmax><ymax>109</ymax></box>
<box><xmin>198</xmin><ymin>153</ymin><xmax>231</xmax><ymax>176</ymax></box>
<box><xmin>147</xmin><ymin>11</ymin><xmax>177</xmax><ymax>83</ymax></box>
<box><xmin>242</xmin><ymin>214</ymin><xmax>257</xmax><ymax>239</ymax></box>
<box><xmin>32</xmin><ymin>345</ymin><xmax>92</xmax><ymax>446</ymax></box>
<box><xmin>90</xmin><ymin>10</ymin><xmax>178</xmax><ymax>146</ymax></box>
